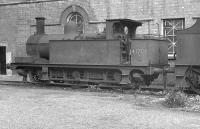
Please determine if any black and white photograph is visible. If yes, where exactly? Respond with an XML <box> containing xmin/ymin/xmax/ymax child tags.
<box><xmin>0</xmin><ymin>0</ymin><xmax>200</xmax><ymax>128</ymax></box>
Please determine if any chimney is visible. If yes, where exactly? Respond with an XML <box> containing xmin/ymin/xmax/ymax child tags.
<box><xmin>35</xmin><ymin>17</ymin><xmax>45</xmax><ymax>34</ymax></box>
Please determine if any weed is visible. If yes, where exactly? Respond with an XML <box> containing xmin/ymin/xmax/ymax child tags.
<box><xmin>163</xmin><ymin>90</ymin><xmax>188</xmax><ymax>108</ymax></box>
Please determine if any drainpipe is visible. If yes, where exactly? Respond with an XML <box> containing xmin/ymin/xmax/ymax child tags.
<box><xmin>156</xmin><ymin>23</ymin><xmax>160</xmax><ymax>38</ymax></box>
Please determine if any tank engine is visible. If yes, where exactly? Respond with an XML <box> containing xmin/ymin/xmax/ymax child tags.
<box><xmin>12</xmin><ymin>17</ymin><xmax>168</xmax><ymax>87</ymax></box>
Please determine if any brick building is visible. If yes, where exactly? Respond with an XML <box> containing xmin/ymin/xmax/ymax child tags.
<box><xmin>0</xmin><ymin>0</ymin><xmax>200</xmax><ymax>71</ymax></box>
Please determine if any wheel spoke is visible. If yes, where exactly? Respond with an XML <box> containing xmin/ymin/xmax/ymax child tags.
<box><xmin>185</xmin><ymin>67</ymin><xmax>200</xmax><ymax>94</ymax></box>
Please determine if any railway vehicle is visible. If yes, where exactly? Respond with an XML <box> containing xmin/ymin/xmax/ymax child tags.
<box><xmin>11</xmin><ymin>17</ymin><xmax>168</xmax><ymax>88</ymax></box>
<box><xmin>175</xmin><ymin>18</ymin><xmax>200</xmax><ymax>94</ymax></box>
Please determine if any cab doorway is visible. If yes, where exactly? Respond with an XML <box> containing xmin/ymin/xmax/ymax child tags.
<box><xmin>0</xmin><ymin>46</ymin><xmax>6</xmax><ymax>75</ymax></box>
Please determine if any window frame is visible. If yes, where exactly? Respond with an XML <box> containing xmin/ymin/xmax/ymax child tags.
<box><xmin>66</xmin><ymin>12</ymin><xmax>84</xmax><ymax>34</ymax></box>
<box><xmin>163</xmin><ymin>18</ymin><xmax>185</xmax><ymax>55</ymax></box>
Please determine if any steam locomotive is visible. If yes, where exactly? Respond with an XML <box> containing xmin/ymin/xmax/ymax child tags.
<box><xmin>11</xmin><ymin>17</ymin><xmax>200</xmax><ymax>94</ymax></box>
<box><xmin>12</xmin><ymin>17</ymin><xmax>168</xmax><ymax>87</ymax></box>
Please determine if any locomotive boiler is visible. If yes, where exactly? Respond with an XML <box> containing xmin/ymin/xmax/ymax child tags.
<box><xmin>12</xmin><ymin>17</ymin><xmax>168</xmax><ymax>88</ymax></box>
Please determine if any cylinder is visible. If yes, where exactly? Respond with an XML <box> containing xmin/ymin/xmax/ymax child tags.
<box><xmin>39</xmin><ymin>44</ymin><xmax>49</xmax><ymax>59</ymax></box>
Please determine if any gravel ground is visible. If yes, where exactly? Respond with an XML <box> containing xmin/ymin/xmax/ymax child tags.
<box><xmin>0</xmin><ymin>84</ymin><xmax>200</xmax><ymax>129</ymax></box>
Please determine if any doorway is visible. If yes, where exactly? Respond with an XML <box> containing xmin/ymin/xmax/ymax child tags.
<box><xmin>0</xmin><ymin>46</ymin><xmax>6</xmax><ymax>75</ymax></box>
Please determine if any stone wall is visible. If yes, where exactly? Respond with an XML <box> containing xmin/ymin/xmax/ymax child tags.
<box><xmin>0</xmin><ymin>0</ymin><xmax>200</xmax><ymax>62</ymax></box>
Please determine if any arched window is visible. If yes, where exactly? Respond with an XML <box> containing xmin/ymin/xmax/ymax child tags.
<box><xmin>60</xmin><ymin>5</ymin><xmax>89</xmax><ymax>34</ymax></box>
<box><xmin>66</xmin><ymin>12</ymin><xmax>84</xmax><ymax>34</ymax></box>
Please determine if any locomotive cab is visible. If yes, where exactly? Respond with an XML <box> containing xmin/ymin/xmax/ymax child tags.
<box><xmin>105</xmin><ymin>19</ymin><xmax>142</xmax><ymax>39</ymax></box>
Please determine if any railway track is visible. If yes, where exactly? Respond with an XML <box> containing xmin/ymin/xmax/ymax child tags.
<box><xmin>0</xmin><ymin>80</ymin><xmax>129</xmax><ymax>89</ymax></box>
<box><xmin>0</xmin><ymin>80</ymin><xmax>197</xmax><ymax>96</ymax></box>
<box><xmin>0</xmin><ymin>81</ymin><xmax>32</xmax><ymax>86</ymax></box>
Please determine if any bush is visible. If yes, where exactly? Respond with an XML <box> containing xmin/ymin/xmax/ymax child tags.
<box><xmin>163</xmin><ymin>90</ymin><xmax>188</xmax><ymax>108</ymax></box>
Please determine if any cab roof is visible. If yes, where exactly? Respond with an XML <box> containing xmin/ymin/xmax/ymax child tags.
<box><xmin>106</xmin><ymin>19</ymin><xmax>142</xmax><ymax>26</ymax></box>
